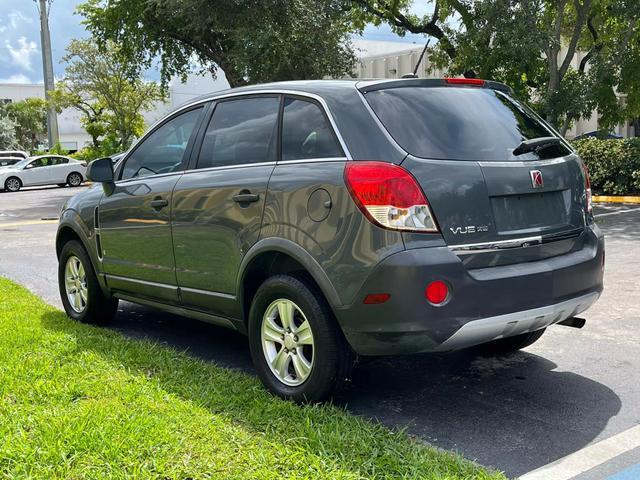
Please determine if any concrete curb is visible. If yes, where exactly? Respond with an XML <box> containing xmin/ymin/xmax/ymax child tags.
<box><xmin>593</xmin><ymin>195</ymin><xmax>640</xmax><ymax>204</ymax></box>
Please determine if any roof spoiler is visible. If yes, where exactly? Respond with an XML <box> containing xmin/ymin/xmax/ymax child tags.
<box><xmin>356</xmin><ymin>78</ymin><xmax>513</xmax><ymax>95</ymax></box>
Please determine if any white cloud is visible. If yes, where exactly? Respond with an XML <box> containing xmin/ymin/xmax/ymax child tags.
<box><xmin>8</xmin><ymin>11</ymin><xmax>32</xmax><ymax>30</ymax></box>
<box><xmin>5</xmin><ymin>37</ymin><xmax>38</xmax><ymax>71</ymax></box>
<box><xmin>0</xmin><ymin>73</ymin><xmax>32</xmax><ymax>84</ymax></box>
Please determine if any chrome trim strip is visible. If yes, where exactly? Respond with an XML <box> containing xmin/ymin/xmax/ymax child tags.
<box><xmin>106</xmin><ymin>274</ymin><xmax>176</xmax><ymax>291</ymax></box>
<box><xmin>180</xmin><ymin>286</ymin><xmax>236</xmax><ymax>301</ymax></box>
<box><xmin>114</xmin><ymin>170</ymin><xmax>184</xmax><ymax>185</ymax></box>
<box><xmin>449</xmin><ymin>235</ymin><xmax>542</xmax><ymax>254</ymax></box>
<box><xmin>478</xmin><ymin>157</ymin><xmax>569</xmax><ymax>168</ymax></box>
<box><xmin>435</xmin><ymin>291</ymin><xmax>600</xmax><ymax>352</ymax></box>
<box><xmin>181</xmin><ymin>161</ymin><xmax>277</xmax><ymax>175</ymax></box>
<box><xmin>277</xmin><ymin>157</ymin><xmax>347</xmax><ymax>165</ymax></box>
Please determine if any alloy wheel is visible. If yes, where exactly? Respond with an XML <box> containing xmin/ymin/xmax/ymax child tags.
<box><xmin>261</xmin><ymin>298</ymin><xmax>315</xmax><ymax>386</ymax></box>
<box><xmin>5</xmin><ymin>178</ymin><xmax>20</xmax><ymax>192</ymax></box>
<box><xmin>64</xmin><ymin>255</ymin><xmax>88</xmax><ymax>313</ymax></box>
<box><xmin>68</xmin><ymin>173</ymin><xmax>82</xmax><ymax>186</ymax></box>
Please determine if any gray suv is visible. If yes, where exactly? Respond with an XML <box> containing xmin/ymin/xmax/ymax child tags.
<box><xmin>56</xmin><ymin>79</ymin><xmax>604</xmax><ymax>402</ymax></box>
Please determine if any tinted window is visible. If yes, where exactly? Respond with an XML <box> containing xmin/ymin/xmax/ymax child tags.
<box><xmin>121</xmin><ymin>107</ymin><xmax>202</xmax><ymax>180</ymax></box>
<box><xmin>197</xmin><ymin>97</ymin><xmax>279</xmax><ymax>169</ymax></box>
<box><xmin>365</xmin><ymin>87</ymin><xmax>571</xmax><ymax>161</ymax></box>
<box><xmin>282</xmin><ymin>98</ymin><xmax>343</xmax><ymax>160</ymax></box>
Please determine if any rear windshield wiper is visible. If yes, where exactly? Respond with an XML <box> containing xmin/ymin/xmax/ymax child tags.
<box><xmin>512</xmin><ymin>137</ymin><xmax>561</xmax><ymax>156</ymax></box>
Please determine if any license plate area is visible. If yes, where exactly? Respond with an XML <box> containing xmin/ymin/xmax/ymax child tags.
<box><xmin>490</xmin><ymin>190</ymin><xmax>570</xmax><ymax>233</ymax></box>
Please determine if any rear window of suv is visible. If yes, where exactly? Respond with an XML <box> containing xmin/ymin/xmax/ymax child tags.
<box><xmin>364</xmin><ymin>86</ymin><xmax>572</xmax><ymax>161</ymax></box>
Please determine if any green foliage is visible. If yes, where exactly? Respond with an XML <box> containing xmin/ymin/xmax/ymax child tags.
<box><xmin>573</xmin><ymin>138</ymin><xmax>640</xmax><ymax>195</ymax></box>
<box><xmin>33</xmin><ymin>143</ymin><xmax>70</xmax><ymax>157</ymax></box>
<box><xmin>51</xmin><ymin>38</ymin><xmax>165</xmax><ymax>151</ymax></box>
<box><xmin>5</xmin><ymin>98</ymin><xmax>47</xmax><ymax>152</ymax></box>
<box><xmin>71</xmin><ymin>134</ymin><xmax>122</xmax><ymax>162</ymax></box>
<box><xmin>0</xmin><ymin>278</ymin><xmax>505</xmax><ymax>480</ymax></box>
<box><xmin>78</xmin><ymin>0</ymin><xmax>356</xmax><ymax>88</ymax></box>
<box><xmin>349</xmin><ymin>0</ymin><xmax>640</xmax><ymax>135</ymax></box>
<box><xmin>0</xmin><ymin>110</ymin><xmax>18</xmax><ymax>150</ymax></box>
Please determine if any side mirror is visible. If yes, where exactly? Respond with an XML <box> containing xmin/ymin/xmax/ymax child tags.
<box><xmin>86</xmin><ymin>157</ymin><xmax>114</xmax><ymax>183</ymax></box>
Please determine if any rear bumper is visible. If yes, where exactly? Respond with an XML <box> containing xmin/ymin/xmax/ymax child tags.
<box><xmin>335</xmin><ymin>224</ymin><xmax>604</xmax><ymax>355</ymax></box>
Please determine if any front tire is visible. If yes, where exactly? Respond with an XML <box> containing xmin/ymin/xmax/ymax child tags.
<box><xmin>4</xmin><ymin>177</ymin><xmax>21</xmax><ymax>192</ymax></box>
<box><xmin>480</xmin><ymin>328</ymin><xmax>546</xmax><ymax>355</ymax></box>
<box><xmin>58</xmin><ymin>240</ymin><xmax>118</xmax><ymax>325</ymax></box>
<box><xmin>67</xmin><ymin>172</ymin><xmax>83</xmax><ymax>187</ymax></box>
<box><xmin>248</xmin><ymin>274</ymin><xmax>352</xmax><ymax>403</ymax></box>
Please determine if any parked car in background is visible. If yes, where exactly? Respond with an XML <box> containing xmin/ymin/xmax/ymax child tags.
<box><xmin>574</xmin><ymin>130</ymin><xmax>623</xmax><ymax>140</ymax></box>
<box><xmin>0</xmin><ymin>155</ymin><xmax>86</xmax><ymax>192</ymax></box>
<box><xmin>56</xmin><ymin>79</ymin><xmax>604</xmax><ymax>402</ymax></box>
<box><xmin>0</xmin><ymin>150</ymin><xmax>29</xmax><ymax>160</ymax></box>
<box><xmin>0</xmin><ymin>157</ymin><xmax>24</xmax><ymax>168</ymax></box>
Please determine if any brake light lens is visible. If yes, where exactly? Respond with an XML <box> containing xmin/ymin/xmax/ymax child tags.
<box><xmin>344</xmin><ymin>161</ymin><xmax>438</xmax><ymax>232</ymax></box>
<box><xmin>580</xmin><ymin>161</ymin><xmax>592</xmax><ymax>213</ymax></box>
<box><xmin>444</xmin><ymin>77</ymin><xmax>485</xmax><ymax>86</ymax></box>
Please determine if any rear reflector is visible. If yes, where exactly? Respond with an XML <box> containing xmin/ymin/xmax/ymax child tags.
<box><xmin>363</xmin><ymin>293</ymin><xmax>391</xmax><ymax>304</ymax></box>
<box><xmin>344</xmin><ymin>161</ymin><xmax>438</xmax><ymax>233</ymax></box>
<box><xmin>444</xmin><ymin>77</ymin><xmax>485</xmax><ymax>86</ymax></box>
<box><xmin>425</xmin><ymin>281</ymin><xmax>449</xmax><ymax>305</ymax></box>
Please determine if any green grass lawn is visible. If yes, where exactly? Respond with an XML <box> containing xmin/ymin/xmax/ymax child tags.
<box><xmin>0</xmin><ymin>277</ymin><xmax>505</xmax><ymax>479</ymax></box>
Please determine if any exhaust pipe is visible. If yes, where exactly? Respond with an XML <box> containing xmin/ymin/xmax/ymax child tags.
<box><xmin>557</xmin><ymin>317</ymin><xmax>586</xmax><ymax>329</ymax></box>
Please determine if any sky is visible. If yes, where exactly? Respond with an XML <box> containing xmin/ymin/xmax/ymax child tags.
<box><xmin>0</xmin><ymin>0</ymin><xmax>430</xmax><ymax>85</ymax></box>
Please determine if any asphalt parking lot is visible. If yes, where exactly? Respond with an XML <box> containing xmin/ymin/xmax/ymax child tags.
<box><xmin>1</xmin><ymin>185</ymin><xmax>639</xmax><ymax>479</ymax></box>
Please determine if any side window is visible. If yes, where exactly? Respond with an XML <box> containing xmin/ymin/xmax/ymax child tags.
<box><xmin>197</xmin><ymin>97</ymin><xmax>279</xmax><ymax>169</ymax></box>
<box><xmin>121</xmin><ymin>107</ymin><xmax>203</xmax><ymax>180</ymax></box>
<box><xmin>55</xmin><ymin>158</ymin><xmax>69</xmax><ymax>165</ymax></box>
<box><xmin>281</xmin><ymin>98</ymin><xmax>343</xmax><ymax>161</ymax></box>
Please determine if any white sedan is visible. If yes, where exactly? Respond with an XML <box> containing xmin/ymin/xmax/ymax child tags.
<box><xmin>0</xmin><ymin>155</ymin><xmax>87</xmax><ymax>192</ymax></box>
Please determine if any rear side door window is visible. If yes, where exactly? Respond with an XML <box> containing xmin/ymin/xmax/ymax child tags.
<box><xmin>281</xmin><ymin>98</ymin><xmax>344</xmax><ymax>161</ymax></box>
<box><xmin>121</xmin><ymin>107</ymin><xmax>203</xmax><ymax>180</ymax></box>
<box><xmin>196</xmin><ymin>96</ymin><xmax>279</xmax><ymax>169</ymax></box>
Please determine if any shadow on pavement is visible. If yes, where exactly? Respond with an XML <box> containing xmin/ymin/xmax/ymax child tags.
<box><xmin>64</xmin><ymin>301</ymin><xmax>621</xmax><ymax>477</ymax></box>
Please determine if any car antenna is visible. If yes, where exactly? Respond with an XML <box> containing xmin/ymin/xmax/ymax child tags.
<box><xmin>402</xmin><ymin>39</ymin><xmax>431</xmax><ymax>79</ymax></box>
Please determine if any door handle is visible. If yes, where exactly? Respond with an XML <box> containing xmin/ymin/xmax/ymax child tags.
<box><xmin>150</xmin><ymin>198</ymin><xmax>169</xmax><ymax>210</ymax></box>
<box><xmin>232</xmin><ymin>192</ymin><xmax>260</xmax><ymax>204</ymax></box>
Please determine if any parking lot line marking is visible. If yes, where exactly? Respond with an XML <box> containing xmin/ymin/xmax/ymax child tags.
<box><xmin>606</xmin><ymin>462</ymin><xmax>640</xmax><ymax>480</ymax></box>
<box><xmin>519</xmin><ymin>425</ymin><xmax>640</xmax><ymax>480</ymax></box>
<box><xmin>595</xmin><ymin>206</ymin><xmax>640</xmax><ymax>218</ymax></box>
<box><xmin>0</xmin><ymin>219</ymin><xmax>58</xmax><ymax>228</ymax></box>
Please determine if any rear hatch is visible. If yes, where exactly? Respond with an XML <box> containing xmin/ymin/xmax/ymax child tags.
<box><xmin>360</xmin><ymin>79</ymin><xmax>589</xmax><ymax>267</ymax></box>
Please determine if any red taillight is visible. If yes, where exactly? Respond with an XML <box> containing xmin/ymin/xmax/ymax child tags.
<box><xmin>444</xmin><ymin>77</ymin><xmax>485</xmax><ymax>86</ymax></box>
<box><xmin>580</xmin><ymin>161</ymin><xmax>592</xmax><ymax>213</ymax></box>
<box><xmin>344</xmin><ymin>161</ymin><xmax>438</xmax><ymax>232</ymax></box>
<box><xmin>363</xmin><ymin>293</ymin><xmax>391</xmax><ymax>304</ymax></box>
<box><xmin>425</xmin><ymin>281</ymin><xmax>450</xmax><ymax>305</ymax></box>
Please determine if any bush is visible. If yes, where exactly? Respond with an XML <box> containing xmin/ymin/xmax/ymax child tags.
<box><xmin>573</xmin><ymin>138</ymin><xmax>640</xmax><ymax>195</ymax></box>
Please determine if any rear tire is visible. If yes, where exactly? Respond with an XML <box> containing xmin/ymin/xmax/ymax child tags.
<box><xmin>248</xmin><ymin>274</ymin><xmax>353</xmax><ymax>403</ymax></box>
<box><xmin>58</xmin><ymin>240</ymin><xmax>118</xmax><ymax>325</ymax></box>
<box><xmin>67</xmin><ymin>172</ymin><xmax>83</xmax><ymax>187</ymax></box>
<box><xmin>480</xmin><ymin>328</ymin><xmax>546</xmax><ymax>355</ymax></box>
<box><xmin>4</xmin><ymin>177</ymin><xmax>21</xmax><ymax>192</ymax></box>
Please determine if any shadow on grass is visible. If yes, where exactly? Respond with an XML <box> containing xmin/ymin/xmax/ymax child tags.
<box><xmin>41</xmin><ymin>305</ymin><xmax>622</xmax><ymax>478</ymax></box>
<box><xmin>40</xmin><ymin>309</ymin><xmax>501</xmax><ymax>479</ymax></box>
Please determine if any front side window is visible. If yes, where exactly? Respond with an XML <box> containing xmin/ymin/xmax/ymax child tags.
<box><xmin>197</xmin><ymin>97</ymin><xmax>279</xmax><ymax>169</ymax></box>
<box><xmin>121</xmin><ymin>107</ymin><xmax>203</xmax><ymax>180</ymax></box>
<box><xmin>281</xmin><ymin>98</ymin><xmax>343</xmax><ymax>161</ymax></box>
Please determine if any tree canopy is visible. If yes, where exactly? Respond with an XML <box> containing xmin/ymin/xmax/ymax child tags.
<box><xmin>350</xmin><ymin>0</ymin><xmax>640</xmax><ymax>134</ymax></box>
<box><xmin>78</xmin><ymin>0</ymin><xmax>357</xmax><ymax>88</ymax></box>
<box><xmin>5</xmin><ymin>98</ymin><xmax>47</xmax><ymax>152</ymax></box>
<box><xmin>51</xmin><ymin>38</ymin><xmax>165</xmax><ymax>154</ymax></box>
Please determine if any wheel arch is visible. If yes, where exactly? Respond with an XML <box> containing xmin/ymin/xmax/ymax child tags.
<box><xmin>237</xmin><ymin>238</ymin><xmax>342</xmax><ymax>328</ymax></box>
<box><xmin>56</xmin><ymin>213</ymin><xmax>110</xmax><ymax>295</ymax></box>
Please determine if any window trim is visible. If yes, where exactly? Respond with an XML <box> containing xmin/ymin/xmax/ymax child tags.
<box><xmin>188</xmin><ymin>93</ymin><xmax>282</xmax><ymax>171</ymax></box>
<box><xmin>116</xmin><ymin>103</ymin><xmax>208</xmax><ymax>183</ymax></box>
